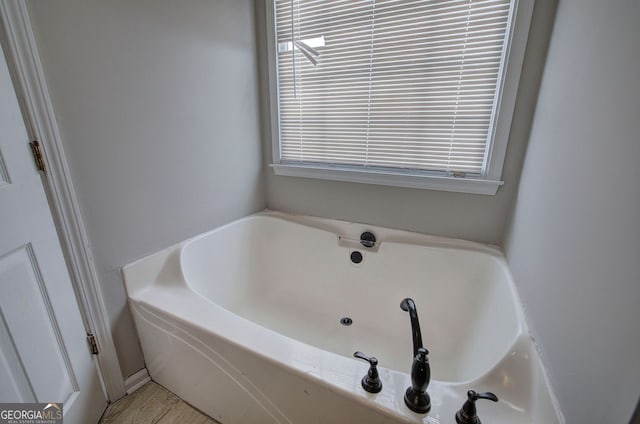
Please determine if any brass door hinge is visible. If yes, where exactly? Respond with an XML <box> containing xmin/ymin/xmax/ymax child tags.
<box><xmin>87</xmin><ymin>333</ymin><xmax>99</xmax><ymax>355</ymax></box>
<box><xmin>29</xmin><ymin>140</ymin><xmax>46</xmax><ymax>172</ymax></box>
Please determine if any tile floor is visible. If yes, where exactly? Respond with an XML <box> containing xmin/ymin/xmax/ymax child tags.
<box><xmin>99</xmin><ymin>381</ymin><xmax>220</xmax><ymax>424</ymax></box>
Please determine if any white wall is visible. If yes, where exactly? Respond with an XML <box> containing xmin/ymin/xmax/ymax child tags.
<box><xmin>504</xmin><ymin>0</ymin><xmax>640</xmax><ymax>422</ymax></box>
<box><xmin>255</xmin><ymin>0</ymin><xmax>557</xmax><ymax>246</ymax></box>
<box><xmin>26</xmin><ymin>0</ymin><xmax>265</xmax><ymax>379</ymax></box>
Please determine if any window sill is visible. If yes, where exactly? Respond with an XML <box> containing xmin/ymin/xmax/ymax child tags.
<box><xmin>271</xmin><ymin>163</ymin><xmax>503</xmax><ymax>195</ymax></box>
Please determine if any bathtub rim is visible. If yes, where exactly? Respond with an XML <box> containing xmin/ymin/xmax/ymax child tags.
<box><xmin>182</xmin><ymin>209</ymin><xmax>508</xmax><ymax>259</ymax></box>
<box><xmin>122</xmin><ymin>210</ymin><xmax>565</xmax><ymax>423</ymax></box>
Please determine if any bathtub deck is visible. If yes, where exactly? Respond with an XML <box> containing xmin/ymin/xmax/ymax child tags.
<box><xmin>99</xmin><ymin>381</ymin><xmax>220</xmax><ymax>424</ymax></box>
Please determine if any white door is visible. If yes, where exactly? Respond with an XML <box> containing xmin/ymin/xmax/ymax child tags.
<box><xmin>0</xmin><ymin>41</ymin><xmax>108</xmax><ymax>423</ymax></box>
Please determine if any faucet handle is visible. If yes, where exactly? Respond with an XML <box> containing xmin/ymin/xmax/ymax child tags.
<box><xmin>455</xmin><ymin>390</ymin><xmax>499</xmax><ymax>424</ymax></box>
<box><xmin>353</xmin><ymin>351</ymin><xmax>378</xmax><ymax>366</ymax></box>
<box><xmin>470</xmin><ymin>391</ymin><xmax>498</xmax><ymax>402</ymax></box>
<box><xmin>353</xmin><ymin>351</ymin><xmax>382</xmax><ymax>393</ymax></box>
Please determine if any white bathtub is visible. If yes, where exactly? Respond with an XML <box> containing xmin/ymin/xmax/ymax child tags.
<box><xmin>123</xmin><ymin>211</ymin><xmax>563</xmax><ymax>423</ymax></box>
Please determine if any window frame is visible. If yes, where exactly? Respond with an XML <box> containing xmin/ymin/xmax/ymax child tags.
<box><xmin>265</xmin><ymin>0</ymin><xmax>535</xmax><ymax>195</ymax></box>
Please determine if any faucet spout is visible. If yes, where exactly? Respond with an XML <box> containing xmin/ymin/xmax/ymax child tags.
<box><xmin>400</xmin><ymin>298</ymin><xmax>423</xmax><ymax>357</ymax></box>
<box><xmin>400</xmin><ymin>297</ymin><xmax>431</xmax><ymax>414</ymax></box>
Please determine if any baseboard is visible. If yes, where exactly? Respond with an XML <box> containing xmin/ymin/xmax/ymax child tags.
<box><xmin>124</xmin><ymin>368</ymin><xmax>151</xmax><ymax>395</ymax></box>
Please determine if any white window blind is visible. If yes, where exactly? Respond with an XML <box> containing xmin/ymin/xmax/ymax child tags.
<box><xmin>274</xmin><ymin>0</ymin><xmax>515</xmax><ymax>177</ymax></box>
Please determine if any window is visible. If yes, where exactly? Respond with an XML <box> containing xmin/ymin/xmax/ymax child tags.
<box><xmin>266</xmin><ymin>0</ymin><xmax>534</xmax><ymax>194</ymax></box>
